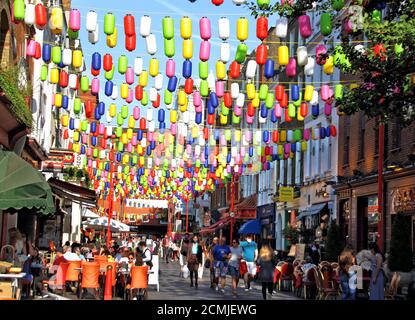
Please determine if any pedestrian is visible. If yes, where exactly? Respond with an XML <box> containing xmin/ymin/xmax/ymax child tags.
<box><xmin>369</xmin><ymin>242</ymin><xmax>385</xmax><ymax>300</ymax></box>
<box><xmin>179</xmin><ymin>233</ymin><xmax>190</xmax><ymax>276</ymax></box>
<box><xmin>212</xmin><ymin>237</ymin><xmax>231</xmax><ymax>293</ymax></box>
<box><xmin>239</xmin><ymin>234</ymin><xmax>258</xmax><ymax>291</ymax></box>
<box><xmin>208</xmin><ymin>237</ymin><xmax>218</xmax><ymax>288</ymax></box>
<box><xmin>338</xmin><ymin>248</ymin><xmax>357</xmax><ymax>300</ymax></box>
<box><xmin>310</xmin><ymin>242</ymin><xmax>321</xmax><ymax>265</ymax></box>
<box><xmin>151</xmin><ymin>234</ymin><xmax>160</xmax><ymax>256</ymax></box>
<box><xmin>186</xmin><ymin>234</ymin><xmax>203</xmax><ymax>288</ymax></box>
<box><xmin>138</xmin><ymin>241</ymin><xmax>153</xmax><ymax>269</ymax></box>
<box><xmin>229</xmin><ymin>239</ymin><xmax>243</xmax><ymax>297</ymax></box>
<box><xmin>257</xmin><ymin>242</ymin><xmax>278</xmax><ymax>300</ymax></box>
<box><xmin>198</xmin><ymin>240</ymin><xmax>207</xmax><ymax>280</ymax></box>
<box><xmin>162</xmin><ymin>235</ymin><xmax>171</xmax><ymax>263</ymax></box>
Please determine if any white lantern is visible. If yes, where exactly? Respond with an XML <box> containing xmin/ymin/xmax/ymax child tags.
<box><xmin>304</xmin><ymin>57</ymin><xmax>315</xmax><ymax>76</ymax></box>
<box><xmin>259</xmin><ymin>116</ymin><xmax>266</xmax><ymax>124</ymax></box>
<box><xmin>207</xmin><ymin>71</ymin><xmax>215</xmax><ymax>90</ymax></box>
<box><xmin>246</xmin><ymin>60</ymin><xmax>257</xmax><ymax>79</ymax></box>
<box><xmin>69</xmin><ymin>73</ymin><xmax>78</xmax><ymax>89</ymax></box>
<box><xmin>275</xmin><ymin>17</ymin><xmax>288</xmax><ymax>38</ymax></box>
<box><xmin>149</xmin><ymin>87</ymin><xmax>158</xmax><ymax>102</ymax></box>
<box><xmin>182</xmin><ymin>111</ymin><xmax>190</xmax><ymax>124</ymax></box>
<box><xmin>146</xmin><ymin>108</ymin><xmax>154</xmax><ymax>121</ymax></box>
<box><xmin>92</xmin><ymin>161</ymin><xmax>97</xmax><ymax>169</ymax></box>
<box><xmin>146</xmin><ymin>34</ymin><xmax>157</xmax><ymax>55</ymax></box>
<box><xmin>74</xmin><ymin>118</ymin><xmax>80</xmax><ymax>130</ymax></box>
<box><xmin>311</xmin><ymin>90</ymin><xmax>319</xmax><ymax>105</ymax></box>
<box><xmin>181</xmin><ymin>124</ymin><xmax>188</xmax><ymax>137</ymax></box>
<box><xmin>287</xmin><ymin>130</ymin><xmax>293</xmax><ymax>142</ymax></box>
<box><xmin>194</xmin><ymin>145</ymin><xmax>201</xmax><ymax>156</ymax></box>
<box><xmin>86</xmin><ymin>11</ymin><xmax>98</xmax><ymax>32</ymax></box>
<box><xmin>140</xmin><ymin>15</ymin><xmax>152</xmax><ymax>37</ymax></box>
<box><xmin>231</xmin><ymin>83</ymin><xmax>239</xmax><ymax>99</ymax></box>
<box><xmin>154</xmin><ymin>74</ymin><xmax>163</xmax><ymax>90</ymax></box>
<box><xmin>314</xmin><ymin>128</ymin><xmax>320</xmax><ymax>140</ymax></box>
<box><xmin>100</xmin><ymin>150</ymin><xmax>106</xmax><ymax>159</ymax></box>
<box><xmin>106</xmin><ymin>126</ymin><xmax>113</xmax><ymax>136</ymax></box>
<box><xmin>24</xmin><ymin>4</ymin><xmax>35</xmax><ymax>25</ymax></box>
<box><xmin>111</xmin><ymin>85</ymin><xmax>119</xmax><ymax>100</ymax></box>
<box><xmin>297</xmin><ymin>46</ymin><xmax>308</xmax><ymax>66</ymax></box>
<box><xmin>220</xmin><ymin>42</ymin><xmax>230</xmax><ymax>63</ymax></box>
<box><xmin>88</xmin><ymin>23</ymin><xmax>99</xmax><ymax>44</ymax></box>
<box><xmin>254</xmin><ymin>130</ymin><xmax>261</xmax><ymax>145</ymax></box>
<box><xmin>62</xmin><ymin>48</ymin><xmax>72</xmax><ymax>66</ymax></box>
<box><xmin>147</xmin><ymin>157</ymin><xmax>153</xmax><ymax>169</ymax></box>
<box><xmin>233</xmin><ymin>0</ymin><xmax>247</xmax><ymax>5</ymax></box>
<box><xmin>199</xmin><ymin>135</ymin><xmax>205</xmax><ymax>146</ymax></box>
<box><xmin>231</xmin><ymin>146</ymin><xmax>237</xmax><ymax>157</ymax></box>
<box><xmin>236</xmin><ymin>93</ymin><xmax>245</xmax><ymax>107</ymax></box>
<box><xmin>134</xmin><ymin>57</ymin><xmax>143</xmax><ymax>75</ymax></box>
<box><xmin>218</xmin><ymin>17</ymin><xmax>230</xmax><ymax>40</ymax></box>
<box><xmin>148</xmin><ymin>121</ymin><xmax>155</xmax><ymax>132</ymax></box>
<box><xmin>165</xmin><ymin>103</ymin><xmax>172</xmax><ymax>110</ymax></box>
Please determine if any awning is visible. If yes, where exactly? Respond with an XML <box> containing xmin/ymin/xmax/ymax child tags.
<box><xmin>82</xmin><ymin>208</ymin><xmax>100</xmax><ymax>219</ymax></box>
<box><xmin>238</xmin><ymin>219</ymin><xmax>261</xmax><ymax>235</ymax></box>
<box><xmin>0</xmin><ymin>149</ymin><xmax>54</xmax><ymax>214</ymax></box>
<box><xmin>235</xmin><ymin>194</ymin><xmax>257</xmax><ymax>219</ymax></box>
<box><xmin>48</xmin><ymin>178</ymin><xmax>96</xmax><ymax>206</ymax></box>
<box><xmin>199</xmin><ymin>216</ymin><xmax>232</xmax><ymax>234</ymax></box>
<box><xmin>83</xmin><ymin>216</ymin><xmax>130</xmax><ymax>232</ymax></box>
<box><xmin>297</xmin><ymin>203</ymin><xmax>327</xmax><ymax>220</ymax></box>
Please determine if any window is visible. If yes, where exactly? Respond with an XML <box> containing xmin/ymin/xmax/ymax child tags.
<box><xmin>391</xmin><ymin>120</ymin><xmax>402</xmax><ymax>149</ymax></box>
<box><xmin>358</xmin><ymin>113</ymin><xmax>365</xmax><ymax>160</ymax></box>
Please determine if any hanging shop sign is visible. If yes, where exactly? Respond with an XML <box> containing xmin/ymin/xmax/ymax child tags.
<box><xmin>279</xmin><ymin>187</ymin><xmax>294</xmax><ymax>202</ymax></box>
<box><xmin>391</xmin><ymin>188</ymin><xmax>415</xmax><ymax>214</ymax></box>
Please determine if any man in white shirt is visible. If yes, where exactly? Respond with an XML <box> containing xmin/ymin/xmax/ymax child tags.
<box><xmin>63</xmin><ymin>247</ymin><xmax>81</xmax><ymax>261</ymax></box>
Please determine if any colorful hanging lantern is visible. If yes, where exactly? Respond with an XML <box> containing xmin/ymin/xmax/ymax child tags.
<box><xmin>236</xmin><ymin>17</ymin><xmax>248</xmax><ymax>41</ymax></box>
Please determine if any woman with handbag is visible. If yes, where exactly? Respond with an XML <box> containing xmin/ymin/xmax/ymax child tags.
<box><xmin>186</xmin><ymin>235</ymin><xmax>203</xmax><ymax>288</ymax></box>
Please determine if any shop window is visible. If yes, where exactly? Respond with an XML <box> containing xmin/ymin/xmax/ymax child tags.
<box><xmin>358</xmin><ymin>114</ymin><xmax>366</xmax><ymax>160</ymax></box>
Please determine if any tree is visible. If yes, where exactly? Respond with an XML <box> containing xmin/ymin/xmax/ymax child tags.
<box><xmin>283</xmin><ymin>224</ymin><xmax>299</xmax><ymax>245</ymax></box>
<box><xmin>325</xmin><ymin>221</ymin><xmax>343</xmax><ymax>262</ymax></box>
<box><xmin>388</xmin><ymin>213</ymin><xmax>413</xmax><ymax>272</ymax></box>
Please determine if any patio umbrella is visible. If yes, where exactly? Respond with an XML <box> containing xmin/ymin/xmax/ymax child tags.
<box><xmin>82</xmin><ymin>216</ymin><xmax>130</xmax><ymax>232</ymax></box>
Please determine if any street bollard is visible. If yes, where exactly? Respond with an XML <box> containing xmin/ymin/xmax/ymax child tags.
<box><xmin>104</xmin><ymin>265</ymin><xmax>113</xmax><ymax>300</ymax></box>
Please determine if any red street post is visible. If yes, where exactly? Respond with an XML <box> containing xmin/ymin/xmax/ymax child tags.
<box><xmin>185</xmin><ymin>199</ymin><xmax>189</xmax><ymax>233</ymax></box>
<box><xmin>106</xmin><ymin>150</ymin><xmax>115</xmax><ymax>248</ymax></box>
<box><xmin>104</xmin><ymin>265</ymin><xmax>113</xmax><ymax>300</ymax></box>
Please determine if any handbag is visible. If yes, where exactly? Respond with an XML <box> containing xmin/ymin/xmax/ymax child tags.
<box><xmin>204</xmin><ymin>259</ymin><xmax>211</xmax><ymax>269</ymax></box>
<box><xmin>239</xmin><ymin>261</ymin><xmax>248</xmax><ymax>276</ymax></box>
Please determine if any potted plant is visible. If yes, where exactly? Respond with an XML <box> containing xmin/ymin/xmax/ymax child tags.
<box><xmin>283</xmin><ymin>224</ymin><xmax>299</xmax><ymax>245</ymax></box>
<box><xmin>325</xmin><ymin>221</ymin><xmax>344</xmax><ymax>262</ymax></box>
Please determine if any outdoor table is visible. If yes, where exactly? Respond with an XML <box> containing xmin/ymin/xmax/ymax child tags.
<box><xmin>0</xmin><ymin>273</ymin><xmax>26</xmax><ymax>299</ymax></box>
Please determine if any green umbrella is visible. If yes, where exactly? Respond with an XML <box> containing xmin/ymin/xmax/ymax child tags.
<box><xmin>0</xmin><ymin>149</ymin><xmax>55</xmax><ymax>214</ymax></box>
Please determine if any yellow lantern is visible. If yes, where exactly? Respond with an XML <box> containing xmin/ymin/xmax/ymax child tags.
<box><xmin>149</xmin><ymin>58</ymin><xmax>159</xmax><ymax>77</ymax></box>
<box><xmin>72</xmin><ymin>50</ymin><xmax>83</xmax><ymax>68</ymax></box>
<box><xmin>252</xmin><ymin>93</ymin><xmax>260</xmax><ymax>107</ymax></box>
<box><xmin>61</xmin><ymin>114</ymin><xmax>69</xmax><ymax>127</ymax></box>
<box><xmin>191</xmin><ymin>126</ymin><xmax>198</xmax><ymax>138</ymax></box>
<box><xmin>54</xmin><ymin>93</ymin><xmax>62</xmax><ymax>107</ymax></box>
<box><xmin>304</xmin><ymin>85</ymin><xmax>314</xmax><ymax>101</ymax></box>
<box><xmin>216</xmin><ymin>61</ymin><xmax>226</xmax><ymax>80</ymax></box>
<box><xmin>246</xmin><ymin>83</ymin><xmax>255</xmax><ymax>100</ymax></box>
<box><xmin>236</xmin><ymin>17</ymin><xmax>248</xmax><ymax>41</ymax></box>
<box><xmin>49</xmin><ymin>68</ymin><xmax>59</xmax><ymax>84</ymax></box>
<box><xmin>127</xmin><ymin>128</ymin><xmax>133</xmax><ymax>140</ymax></box>
<box><xmin>139</xmin><ymin>70</ymin><xmax>148</xmax><ymax>87</ymax></box>
<box><xmin>235</xmin><ymin>130</ymin><xmax>241</xmax><ymax>142</ymax></box>
<box><xmin>323</xmin><ymin>56</ymin><xmax>334</xmax><ymax>75</ymax></box>
<box><xmin>106</xmin><ymin>27</ymin><xmax>118</xmax><ymax>48</ymax></box>
<box><xmin>49</xmin><ymin>6</ymin><xmax>63</xmax><ymax>34</ymax></box>
<box><xmin>128</xmin><ymin>115</ymin><xmax>135</xmax><ymax>128</ymax></box>
<box><xmin>278</xmin><ymin>46</ymin><xmax>289</xmax><ymax>66</ymax></box>
<box><xmin>182</xmin><ymin>39</ymin><xmax>193</xmax><ymax>59</ymax></box>
<box><xmin>280</xmin><ymin>130</ymin><xmax>286</xmax><ymax>142</ymax></box>
<box><xmin>120</xmin><ymin>83</ymin><xmax>129</xmax><ymax>99</ymax></box>
<box><xmin>178</xmin><ymin>90</ymin><xmax>187</xmax><ymax>106</ymax></box>
<box><xmin>109</xmin><ymin>103</ymin><xmax>117</xmax><ymax>117</ymax></box>
<box><xmin>73</xmin><ymin>131</ymin><xmax>79</xmax><ymax>142</ymax></box>
<box><xmin>220</xmin><ymin>114</ymin><xmax>227</xmax><ymax>125</ymax></box>
<box><xmin>170</xmin><ymin>110</ymin><xmax>177</xmax><ymax>123</ymax></box>
<box><xmin>180</xmin><ymin>17</ymin><xmax>192</xmax><ymax>39</ymax></box>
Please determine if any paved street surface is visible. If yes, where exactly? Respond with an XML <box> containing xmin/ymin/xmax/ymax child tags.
<box><xmin>34</xmin><ymin>259</ymin><xmax>299</xmax><ymax>300</ymax></box>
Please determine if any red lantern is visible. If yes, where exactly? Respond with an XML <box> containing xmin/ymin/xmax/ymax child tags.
<box><xmin>35</xmin><ymin>3</ymin><xmax>47</xmax><ymax>29</ymax></box>
<box><xmin>256</xmin><ymin>44</ymin><xmax>268</xmax><ymax>65</ymax></box>
<box><xmin>59</xmin><ymin>70</ymin><xmax>68</xmax><ymax>88</ymax></box>
<box><xmin>203</xmin><ymin>128</ymin><xmax>209</xmax><ymax>140</ymax></box>
<box><xmin>63</xmin><ymin>129</ymin><xmax>69</xmax><ymax>140</ymax></box>
<box><xmin>125</xmin><ymin>34</ymin><xmax>136</xmax><ymax>52</ymax></box>
<box><xmin>85</xmin><ymin>101</ymin><xmax>93</xmax><ymax>118</ymax></box>
<box><xmin>230</xmin><ymin>60</ymin><xmax>241</xmax><ymax>79</ymax></box>
<box><xmin>139</xmin><ymin>118</ymin><xmax>146</xmax><ymax>130</ymax></box>
<box><xmin>135</xmin><ymin>85</ymin><xmax>143</xmax><ymax>100</ymax></box>
<box><xmin>207</xmin><ymin>113</ymin><xmax>215</xmax><ymax>125</ymax></box>
<box><xmin>91</xmin><ymin>68</ymin><xmax>100</xmax><ymax>77</ymax></box>
<box><xmin>224</xmin><ymin>92</ymin><xmax>232</xmax><ymax>107</ymax></box>
<box><xmin>330</xmin><ymin>125</ymin><xmax>337</xmax><ymax>137</ymax></box>
<box><xmin>280</xmin><ymin>92</ymin><xmax>288</xmax><ymax>108</ymax></box>
<box><xmin>34</xmin><ymin>42</ymin><xmax>41</xmax><ymax>59</ymax></box>
<box><xmin>184</xmin><ymin>78</ymin><xmax>194</xmax><ymax>94</ymax></box>
<box><xmin>284</xmin><ymin>108</ymin><xmax>292</xmax><ymax>122</ymax></box>
<box><xmin>275</xmin><ymin>85</ymin><xmax>284</xmax><ymax>101</ymax></box>
<box><xmin>272</xmin><ymin>130</ymin><xmax>279</xmax><ymax>143</ymax></box>
<box><xmin>68</xmin><ymin>142</ymin><xmax>73</xmax><ymax>150</ymax></box>
<box><xmin>103</xmin><ymin>54</ymin><xmax>112</xmax><ymax>72</ymax></box>
<box><xmin>247</xmin><ymin>103</ymin><xmax>255</xmax><ymax>117</ymax></box>
<box><xmin>124</xmin><ymin>14</ymin><xmax>136</xmax><ymax>37</ymax></box>
<box><xmin>300</xmin><ymin>102</ymin><xmax>308</xmax><ymax>117</ymax></box>
<box><xmin>101</xmin><ymin>138</ymin><xmax>107</xmax><ymax>149</ymax></box>
<box><xmin>152</xmin><ymin>94</ymin><xmax>160</xmax><ymax>108</ymax></box>
<box><xmin>212</xmin><ymin>0</ymin><xmax>224</xmax><ymax>5</ymax></box>
<box><xmin>256</xmin><ymin>16</ymin><xmax>268</xmax><ymax>41</ymax></box>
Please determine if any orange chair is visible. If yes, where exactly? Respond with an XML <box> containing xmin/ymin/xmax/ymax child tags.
<box><xmin>94</xmin><ymin>255</ymin><xmax>108</xmax><ymax>263</ymax></box>
<box><xmin>279</xmin><ymin>262</ymin><xmax>294</xmax><ymax>291</ymax></box>
<box><xmin>65</xmin><ymin>261</ymin><xmax>82</xmax><ymax>296</ymax></box>
<box><xmin>44</xmin><ymin>262</ymin><xmax>69</xmax><ymax>295</ymax></box>
<box><xmin>80</xmin><ymin>262</ymin><xmax>100</xmax><ymax>299</ymax></box>
<box><xmin>128</xmin><ymin>266</ymin><xmax>148</xmax><ymax>300</ymax></box>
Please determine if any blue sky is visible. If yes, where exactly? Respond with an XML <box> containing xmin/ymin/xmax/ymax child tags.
<box><xmin>71</xmin><ymin>0</ymin><xmax>265</xmax><ymax>123</ymax></box>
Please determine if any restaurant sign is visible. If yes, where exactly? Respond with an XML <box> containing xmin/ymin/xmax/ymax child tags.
<box><xmin>279</xmin><ymin>187</ymin><xmax>294</xmax><ymax>202</ymax></box>
<box><xmin>391</xmin><ymin>188</ymin><xmax>415</xmax><ymax>214</ymax></box>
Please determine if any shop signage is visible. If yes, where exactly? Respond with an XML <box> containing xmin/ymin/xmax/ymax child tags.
<box><xmin>279</xmin><ymin>187</ymin><xmax>294</xmax><ymax>202</ymax></box>
<box><xmin>391</xmin><ymin>188</ymin><xmax>415</xmax><ymax>214</ymax></box>
<box><xmin>237</xmin><ymin>210</ymin><xmax>257</xmax><ymax>219</ymax></box>
<box><xmin>257</xmin><ymin>203</ymin><xmax>275</xmax><ymax>219</ymax></box>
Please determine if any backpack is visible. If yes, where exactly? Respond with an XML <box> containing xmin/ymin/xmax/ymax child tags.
<box><xmin>143</xmin><ymin>248</ymin><xmax>153</xmax><ymax>268</ymax></box>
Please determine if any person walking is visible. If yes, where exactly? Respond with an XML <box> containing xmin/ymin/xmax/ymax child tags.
<box><xmin>369</xmin><ymin>242</ymin><xmax>385</xmax><ymax>300</ymax></box>
<box><xmin>179</xmin><ymin>233</ymin><xmax>190</xmax><ymax>277</ymax></box>
<box><xmin>162</xmin><ymin>235</ymin><xmax>171</xmax><ymax>263</ymax></box>
<box><xmin>257</xmin><ymin>243</ymin><xmax>278</xmax><ymax>300</ymax></box>
<box><xmin>186</xmin><ymin>235</ymin><xmax>203</xmax><ymax>288</ymax></box>
<box><xmin>339</xmin><ymin>248</ymin><xmax>357</xmax><ymax>300</ymax></box>
<box><xmin>208</xmin><ymin>237</ymin><xmax>218</xmax><ymax>289</ymax></box>
<box><xmin>212</xmin><ymin>237</ymin><xmax>231</xmax><ymax>293</ymax></box>
<box><xmin>229</xmin><ymin>239</ymin><xmax>243</xmax><ymax>297</ymax></box>
<box><xmin>198</xmin><ymin>240</ymin><xmax>207</xmax><ymax>280</ymax></box>
<box><xmin>240</xmin><ymin>234</ymin><xmax>258</xmax><ymax>291</ymax></box>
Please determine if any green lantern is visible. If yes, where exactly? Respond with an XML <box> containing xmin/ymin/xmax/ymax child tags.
<box><xmin>67</xmin><ymin>28</ymin><xmax>79</xmax><ymax>40</ymax></box>
<box><xmin>14</xmin><ymin>0</ymin><xmax>25</xmax><ymax>21</ymax></box>
<box><xmin>117</xmin><ymin>113</ymin><xmax>124</xmax><ymax>126</ymax></box>
<box><xmin>164</xmin><ymin>89</ymin><xmax>172</xmax><ymax>105</ymax></box>
<box><xmin>235</xmin><ymin>43</ymin><xmax>248</xmax><ymax>64</ymax></box>
<box><xmin>116</xmin><ymin>127</ymin><xmax>123</xmax><ymax>137</ymax></box>
<box><xmin>288</xmin><ymin>103</ymin><xmax>296</xmax><ymax>118</ymax></box>
<box><xmin>81</xmin><ymin>76</ymin><xmax>89</xmax><ymax>93</ymax></box>
<box><xmin>293</xmin><ymin>93</ymin><xmax>302</xmax><ymax>107</ymax></box>
<box><xmin>104</xmin><ymin>13</ymin><xmax>115</xmax><ymax>35</ymax></box>
<box><xmin>331</xmin><ymin>0</ymin><xmax>344</xmax><ymax>11</ymax></box>
<box><xmin>200</xmin><ymin>80</ymin><xmax>209</xmax><ymax>97</ymax></box>
<box><xmin>105</xmin><ymin>65</ymin><xmax>115</xmax><ymax>80</ymax></box>
<box><xmin>118</xmin><ymin>55</ymin><xmax>128</xmax><ymax>74</ymax></box>
<box><xmin>221</xmin><ymin>103</ymin><xmax>230</xmax><ymax>116</ymax></box>
<box><xmin>232</xmin><ymin>114</ymin><xmax>240</xmax><ymax>124</ymax></box>
<box><xmin>51</xmin><ymin>46</ymin><xmax>61</xmax><ymax>64</ymax></box>
<box><xmin>117</xmin><ymin>141</ymin><xmax>124</xmax><ymax>152</ymax></box>
<box><xmin>259</xmin><ymin>84</ymin><xmax>268</xmax><ymax>101</ymax></box>
<box><xmin>199</xmin><ymin>61</ymin><xmax>208</xmax><ymax>80</ymax></box>
<box><xmin>335</xmin><ymin>84</ymin><xmax>343</xmax><ymax>100</ymax></box>
<box><xmin>40</xmin><ymin>65</ymin><xmax>48</xmax><ymax>81</ymax></box>
<box><xmin>164</xmin><ymin>38</ymin><xmax>175</xmax><ymax>58</ymax></box>
<box><xmin>257</xmin><ymin>0</ymin><xmax>270</xmax><ymax>9</ymax></box>
<box><xmin>141</xmin><ymin>91</ymin><xmax>148</xmax><ymax>106</ymax></box>
<box><xmin>73</xmin><ymin>97</ymin><xmax>81</xmax><ymax>114</ymax></box>
<box><xmin>162</xmin><ymin>16</ymin><xmax>174</xmax><ymax>39</ymax></box>
<box><xmin>265</xmin><ymin>93</ymin><xmax>274</xmax><ymax>109</ymax></box>
<box><xmin>320</xmin><ymin>13</ymin><xmax>332</xmax><ymax>36</ymax></box>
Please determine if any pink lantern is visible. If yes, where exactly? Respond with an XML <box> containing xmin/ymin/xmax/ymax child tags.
<box><xmin>199</xmin><ymin>41</ymin><xmax>211</xmax><ymax>61</ymax></box>
<box><xmin>284</xmin><ymin>143</ymin><xmax>291</xmax><ymax>154</ymax></box>
<box><xmin>220</xmin><ymin>134</ymin><xmax>226</xmax><ymax>146</ymax></box>
<box><xmin>127</xmin><ymin>143</ymin><xmax>132</xmax><ymax>153</ymax></box>
<box><xmin>132</xmin><ymin>135</ymin><xmax>137</xmax><ymax>146</ymax></box>
<box><xmin>298</xmin><ymin>15</ymin><xmax>311</xmax><ymax>38</ymax></box>
<box><xmin>234</xmin><ymin>106</ymin><xmax>242</xmax><ymax>116</ymax></box>
<box><xmin>87</xmin><ymin>148</ymin><xmax>92</xmax><ymax>157</ymax></box>
<box><xmin>147</xmin><ymin>132</ymin><xmax>154</xmax><ymax>141</ymax></box>
<box><xmin>240</xmin><ymin>147</ymin><xmax>245</xmax><ymax>157</ymax></box>
<box><xmin>166</xmin><ymin>59</ymin><xmax>175</xmax><ymax>78</ymax></box>
<box><xmin>246</xmin><ymin>115</ymin><xmax>254</xmax><ymax>124</ymax></box>
<box><xmin>126</xmin><ymin>89</ymin><xmax>133</xmax><ymax>103</ymax></box>
<box><xmin>133</xmin><ymin>106</ymin><xmax>140</xmax><ymax>120</ymax></box>
<box><xmin>286</xmin><ymin>58</ymin><xmax>297</xmax><ymax>77</ymax></box>
<box><xmin>215</xmin><ymin>81</ymin><xmax>225</xmax><ymax>97</ymax></box>
<box><xmin>171</xmin><ymin>123</ymin><xmax>177</xmax><ymax>135</ymax></box>
<box><xmin>91</xmin><ymin>78</ymin><xmax>100</xmax><ymax>95</ymax></box>
<box><xmin>99</xmin><ymin>123</ymin><xmax>105</xmax><ymax>135</ymax></box>
<box><xmin>26</xmin><ymin>40</ymin><xmax>37</xmax><ymax>57</ymax></box>
<box><xmin>126</xmin><ymin>67</ymin><xmax>134</xmax><ymax>84</ymax></box>
<box><xmin>88</xmin><ymin>159</ymin><xmax>92</xmax><ymax>167</ymax></box>
<box><xmin>69</xmin><ymin>9</ymin><xmax>81</xmax><ymax>31</ymax></box>
<box><xmin>320</xmin><ymin>84</ymin><xmax>330</xmax><ymax>100</ymax></box>
<box><xmin>82</xmin><ymin>134</ymin><xmax>88</xmax><ymax>144</ymax></box>
<box><xmin>316</xmin><ymin>45</ymin><xmax>327</xmax><ymax>65</ymax></box>
<box><xmin>199</xmin><ymin>17</ymin><xmax>211</xmax><ymax>40</ymax></box>
<box><xmin>324</xmin><ymin>103</ymin><xmax>332</xmax><ymax>116</ymax></box>
<box><xmin>193</xmin><ymin>91</ymin><xmax>201</xmax><ymax>107</ymax></box>
<box><xmin>303</xmin><ymin>128</ymin><xmax>310</xmax><ymax>141</ymax></box>
<box><xmin>274</xmin><ymin>103</ymin><xmax>282</xmax><ymax>118</ymax></box>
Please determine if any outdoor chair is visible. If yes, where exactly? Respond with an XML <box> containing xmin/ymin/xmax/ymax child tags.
<box><xmin>79</xmin><ymin>262</ymin><xmax>100</xmax><ymax>299</ymax></box>
<box><xmin>44</xmin><ymin>262</ymin><xmax>69</xmax><ymax>296</ymax></box>
<box><xmin>127</xmin><ymin>265</ymin><xmax>148</xmax><ymax>300</ymax></box>
<box><xmin>303</xmin><ymin>267</ymin><xmax>317</xmax><ymax>299</ymax></box>
<box><xmin>315</xmin><ymin>269</ymin><xmax>339</xmax><ymax>300</ymax></box>
<box><xmin>279</xmin><ymin>262</ymin><xmax>294</xmax><ymax>292</ymax></box>
<box><xmin>65</xmin><ymin>261</ymin><xmax>81</xmax><ymax>296</ymax></box>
